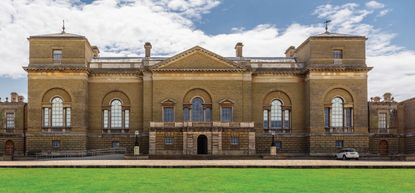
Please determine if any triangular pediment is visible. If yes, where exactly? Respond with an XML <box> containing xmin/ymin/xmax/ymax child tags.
<box><xmin>151</xmin><ymin>46</ymin><xmax>245</xmax><ymax>71</ymax></box>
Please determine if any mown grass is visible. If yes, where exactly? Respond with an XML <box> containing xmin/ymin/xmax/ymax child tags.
<box><xmin>0</xmin><ymin>168</ymin><xmax>414</xmax><ymax>193</ymax></box>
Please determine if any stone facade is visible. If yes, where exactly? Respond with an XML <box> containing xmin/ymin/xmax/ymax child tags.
<box><xmin>1</xmin><ymin>30</ymin><xmax>414</xmax><ymax>159</ymax></box>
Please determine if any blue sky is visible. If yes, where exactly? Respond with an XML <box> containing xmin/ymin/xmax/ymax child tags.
<box><xmin>0</xmin><ymin>0</ymin><xmax>414</xmax><ymax>101</ymax></box>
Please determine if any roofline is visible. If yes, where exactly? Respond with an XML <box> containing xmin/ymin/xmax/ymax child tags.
<box><xmin>295</xmin><ymin>34</ymin><xmax>367</xmax><ymax>55</ymax></box>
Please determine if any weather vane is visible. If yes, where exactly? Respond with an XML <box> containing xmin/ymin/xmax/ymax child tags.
<box><xmin>324</xmin><ymin>20</ymin><xmax>331</xmax><ymax>33</ymax></box>
<box><xmin>62</xmin><ymin>20</ymin><xmax>66</xmax><ymax>33</ymax></box>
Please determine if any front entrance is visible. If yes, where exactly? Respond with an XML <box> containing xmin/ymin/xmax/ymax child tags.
<box><xmin>379</xmin><ymin>140</ymin><xmax>389</xmax><ymax>156</ymax></box>
<box><xmin>197</xmin><ymin>135</ymin><xmax>208</xmax><ymax>154</ymax></box>
<box><xmin>4</xmin><ymin>140</ymin><xmax>14</xmax><ymax>156</ymax></box>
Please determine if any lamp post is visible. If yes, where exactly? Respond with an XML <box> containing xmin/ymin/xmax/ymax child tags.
<box><xmin>270</xmin><ymin>130</ymin><xmax>277</xmax><ymax>156</ymax></box>
<box><xmin>134</xmin><ymin>130</ymin><xmax>140</xmax><ymax>156</ymax></box>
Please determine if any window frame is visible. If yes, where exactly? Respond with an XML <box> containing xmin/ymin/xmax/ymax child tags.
<box><xmin>52</xmin><ymin>140</ymin><xmax>61</xmax><ymax>148</ymax></box>
<box><xmin>52</xmin><ymin>49</ymin><xmax>63</xmax><ymax>64</ymax></box>
<box><xmin>220</xmin><ymin>106</ymin><xmax>233</xmax><ymax>122</ymax></box>
<box><xmin>163</xmin><ymin>106</ymin><xmax>175</xmax><ymax>122</ymax></box>
<box><xmin>263</xmin><ymin>99</ymin><xmax>291</xmax><ymax>130</ymax></box>
<box><xmin>230</xmin><ymin>136</ymin><xmax>240</xmax><ymax>145</ymax></box>
<box><xmin>5</xmin><ymin>112</ymin><xmax>15</xmax><ymax>129</ymax></box>
<box><xmin>164</xmin><ymin>137</ymin><xmax>174</xmax><ymax>145</ymax></box>
<box><xmin>101</xmin><ymin>99</ymin><xmax>130</xmax><ymax>131</ymax></box>
<box><xmin>335</xmin><ymin>140</ymin><xmax>344</xmax><ymax>148</ymax></box>
<box><xmin>333</xmin><ymin>49</ymin><xmax>343</xmax><ymax>59</ymax></box>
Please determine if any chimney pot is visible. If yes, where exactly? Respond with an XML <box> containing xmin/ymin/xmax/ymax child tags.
<box><xmin>235</xmin><ymin>42</ymin><xmax>243</xmax><ymax>57</ymax></box>
<box><xmin>144</xmin><ymin>42</ymin><xmax>152</xmax><ymax>58</ymax></box>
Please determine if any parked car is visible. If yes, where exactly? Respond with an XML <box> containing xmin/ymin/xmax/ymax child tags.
<box><xmin>335</xmin><ymin>148</ymin><xmax>359</xmax><ymax>160</ymax></box>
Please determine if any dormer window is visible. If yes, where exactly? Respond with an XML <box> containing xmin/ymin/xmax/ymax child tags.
<box><xmin>52</xmin><ymin>50</ymin><xmax>62</xmax><ymax>63</ymax></box>
<box><xmin>333</xmin><ymin>49</ymin><xmax>343</xmax><ymax>59</ymax></box>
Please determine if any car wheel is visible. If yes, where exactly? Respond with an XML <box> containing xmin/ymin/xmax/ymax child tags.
<box><xmin>343</xmin><ymin>155</ymin><xmax>347</xmax><ymax>160</ymax></box>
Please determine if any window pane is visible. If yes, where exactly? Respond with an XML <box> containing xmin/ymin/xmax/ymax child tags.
<box><xmin>378</xmin><ymin>113</ymin><xmax>387</xmax><ymax>129</ymax></box>
<box><xmin>331</xmin><ymin>97</ymin><xmax>343</xmax><ymax>128</ymax></box>
<box><xmin>283</xmin><ymin>110</ymin><xmax>290</xmax><ymax>129</ymax></box>
<box><xmin>263</xmin><ymin>110</ymin><xmax>268</xmax><ymax>128</ymax></box>
<box><xmin>66</xmin><ymin>108</ymin><xmax>71</xmax><ymax>127</ymax></box>
<box><xmin>205</xmin><ymin>108</ymin><xmax>211</xmax><ymax>122</ymax></box>
<box><xmin>43</xmin><ymin>108</ymin><xmax>49</xmax><ymax>128</ymax></box>
<box><xmin>221</xmin><ymin>107</ymin><xmax>232</xmax><ymax>122</ymax></box>
<box><xmin>124</xmin><ymin>110</ymin><xmax>130</xmax><ymax>128</ymax></box>
<box><xmin>336</xmin><ymin>140</ymin><xmax>344</xmax><ymax>148</ymax></box>
<box><xmin>164</xmin><ymin>137</ymin><xmax>173</xmax><ymax>145</ymax></box>
<box><xmin>112</xmin><ymin>141</ymin><xmax>120</xmax><ymax>148</ymax></box>
<box><xmin>111</xmin><ymin>100</ymin><xmax>122</xmax><ymax>128</ymax></box>
<box><xmin>52</xmin><ymin>140</ymin><xmax>60</xmax><ymax>148</ymax></box>
<box><xmin>324</xmin><ymin>108</ymin><xmax>329</xmax><ymax>128</ymax></box>
<box><xmin>333</xmin><ymin>49</ymin><xmax>343</xmax><ymax>59</ymax></box>
<box><xmin>163</xmin><ymin>107</ymin><xmax>174</xmax><ymax>122</ymax></box>
<box><xmin>270</xmin><ymin>100</ymin><xmax>282</xmax><ymax>128</ymax></box>
<box><xmin>345</xmin><ymin>108</ymin><xmax>352</xmax><ymax>127</ymax></box>
<box><xmin>191</xmin><ymin>97</ymin><xmax>204</xmax><ymax>122</ymax></box>
<box><xmin>51</xmin><ymin>97</ymin><xmax>64</xmax><ymax>127</ymax></box>
<box><xmin>103</xmin><ymin>110</ymin><xmax>109</xmax><ymax>129</ymax></box>
<box><xmin>230</xmin><ymin>137</ymin><xmax>239</xmax><ymax>145</ymax></box>
<box><xmin>183</xmin><ymin>108</ymin><xmax>190</xmax><ymax>121</ymax></box>
<box><xmin>275</xmin><ymin>141</ymin><xmax>282</xmax><ymax>149</ymax></box>
<box><xmin>53</xmin><ymin>50</ymin><xmax>62</xmax><ymax>63</ymax></box>
<box><xmin>6</xmin><ymin>112</ymin><xmax>15</xmax><ymax>129</ymax></box>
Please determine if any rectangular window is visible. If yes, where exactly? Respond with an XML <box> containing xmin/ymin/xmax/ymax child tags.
<box><xmin>6</xmin><ymin>112</ymin><xmax>15</xmax><ymax>129</ymax></box>
<box><xmin>183</xmin><ymin>108</ymin><xmax>190</xmax><ymax>121</ymax></box>
<box><xmin>333</xmin><ymin>49</ymin><xmax>343</xmax><ymax>59</ymax></box>
<box><xmin>345</xmin><ymin>108</ymin><xmax>352</xmax><ymax>128</ymax></box>
<box><xmin>263</xmin><ymin>110</ymin><xmax>268</xmax><ymax>128</ymax></box>
<box><xmin>43</xmin><ymin>108</ymin><xmax>49</xmax><ymax>128</ymax></box>
<box><xmin>52</xmin><ymin>50</ymin><xmax>62</xmax><ymax>63</ymax></box>
<box><xmin>124</xmin><ymin>110</ymin><xmax>130</xmax><ymax>128</ymax></box>
<box><xmin>230</xmin><ymin>137</ymin><xmax>240</xmax><ymax>145</ymax></box>
<box><xmin>324</xmin><ymin>108</ymin><xmax>330</xmax><ymax>128</ymax></box>
<box><xmin>275</xmin><ymin>141</ymin><xmax>282</xmax><ymax>150</ymax></box>
<box><xmin>163</xmin><ymin>107</ymin><xmax>174</xmax><ymax>122</ymax></box>
<box><xmin>283</xmin><ymin>110</ymin><xmax>290</xmax><ymax>129</ymax></box>
<box><xmin>52</xmin><ymin>140</ymin><xmax>60</xmax><ymax>148</ymax></box>
<box><xmin>164</xmin><ymin>137</ymin><xmax>173</xmax><ymax>145</ymax></box>
<box><xmin>221</xmin><ymin>107</ymin><xmax>232</xmax><ymax>122</ymax></box>
<box><xmin>336</xmin><ymin>140</ymin><xmax>344</xmax><ymax>148</ymax></box>
<box><xmin>66</xmin><ymin>108</ymin><xmax>71</xmax><ymax>128</ymax></box>
<box><xmin>112</xmin><ymin>141</ymin><xmax>120</xmax><ymax>148</ymax></box>
<box><xmin>103</xmin><ymin>110</ymin><xmax>109</xmax><ymax>129</ymax></box>
<box><xmin>378</xmin><ymin>113</ymin><xmax>387</xmax><ymax>129</ymax></box>
<box><xmin>205</xmin><ymin>108</ymin><xmax>211</xmax><ymax>122</ymax></box>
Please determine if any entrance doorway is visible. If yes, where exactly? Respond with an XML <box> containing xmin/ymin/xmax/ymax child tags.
<box><xmin>4</xmin><ymin>140</ymin><xmax>14</xmax><ymax>156</ymax></box>
<box><xmin>379</xmin><ymin>140</ymin><xmax>389</xmax><ymax>156</ymax></box>
<box><xmin>197</xmin><ymin>135</ymin><xmax>208</xmax><ymax>154</ymax></box>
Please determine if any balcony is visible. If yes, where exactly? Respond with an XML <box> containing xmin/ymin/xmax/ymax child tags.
<box><xmin>325</xmin><ymin>127</ymin><xmax>354</xmax><ymax>134</ymax></box>
<box><xmin>150</xmin><ymin>121</ymin><xmax>255</xmax><ymax>129</ymax></box>
<box><xmin>42</xmin><ymin>127</ymin><xmax>71</xmax><ymax>133</ymax></box>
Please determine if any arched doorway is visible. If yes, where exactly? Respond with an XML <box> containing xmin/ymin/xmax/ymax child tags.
<box><xmin>4</xmin><ymin>140</ymin><xmax>14</xmax><ymax>156</ymax></box>
<box><xmin>197</xmin><ymin>135</ymin><xmax>208</xmax><ymax>154</ymax></box>
<box><xmin>379</xmin><ymin>140</ymin><xmax>389</xmax><ymax>156</ymax></box>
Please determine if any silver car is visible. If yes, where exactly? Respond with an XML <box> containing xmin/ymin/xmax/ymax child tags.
<box><xmin>335</xmin><ymin>148</ymin><xmax>359</xmax><ymax>160</ymax></box>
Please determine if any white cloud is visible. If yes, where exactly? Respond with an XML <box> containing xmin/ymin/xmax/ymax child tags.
<box><xmin>366</xmin><ymin>1</ymin><xmax>385</xmax><ymax>9</ymax></box>
<box><xmin>0</xmin><ymin>0</ymin><xmax>413</xmax><ymax>100</ymax></box>
<box><xmin>378</xmin><ymin>9</ymin><xmax>390</xmax><ymax>17</ymax></box>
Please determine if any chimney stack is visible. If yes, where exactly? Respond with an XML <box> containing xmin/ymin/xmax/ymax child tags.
<box><xmin>285</xmin><ymin>46</ymin><xmax>296</xmax><ymax>57</ymax></box>
<box><xmin>235</xmin><ymin>42</ymin><xmax>243</xmax><ymax>57</ymax></box>
<box><xmin>11</xmin><ymin>92</ymin><xmax>18</xmax><ymax>102</ymax></box>
<box><xmin>144</xmin><ymin>42</ymin><xmax>152</xmax><ymax>58</ymax></box>
<box><xmin>92</xmin><ymin>46</ymin><xmax>100</xmax><ymax>57</ymax></box>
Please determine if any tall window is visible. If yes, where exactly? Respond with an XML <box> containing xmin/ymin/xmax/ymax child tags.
<box><xmin>102</xmin><ymin>99</ymin><xmax>129</xmax><ymax>130</ymax></box>
<box><xmin>333</xmin><ymin>49</ymin><xmax>343</xmax><ymax>59</ymax></box>
<box><xmin>110</xmin><ymin>100</ymin><xmax>122</xmax><ymax>128</ymax></box>
<box><xmin>331</xmin><ymin>97</ymin><xmax>343</xmax><ymax>127</ymax></box>
<box><xmin>163</xmin><ymin>107</ymin><xmax>174</xmax><ymax>122</ymax></box>
<box><xmin>51</xmin><ymin>97</ymin><xmax>64</xmax><ymax>127</ymax></box>
<box><xmin>263</xmin><ymin>99</ymin><xmax>291</xmax><ymax>129</ymax></box>
<box><xmin>183</xmin><ymin>107</ymin><xmax>190</xmax><ymax>121</ymax></box>
<box><xmin>324</xmin><ymin>97</ymin><xmax>353</xmax><ymax>129</ymax></box>
<box><xmin>6</xmin><ymin>112</ymin><xmax>15</xmax><ymax>129</ymax></box>
<box><xmin>192</xmin><ymin>97</ymin><xmax>204</xmax><ymax>121</ymax></box>
<box><xmin>52</xmin><ymin>50</ymin><xmax>62</xmax><ymax>63</ymax></box>
<box><xmin>378</xmin><ymin>113</ymin><xmax>387</xmax><ymax>129</ymax></box>
<box><xmin>221</xmin><ymin>107</ymin><xmax>232</xmax><ymax>122</ymax></box>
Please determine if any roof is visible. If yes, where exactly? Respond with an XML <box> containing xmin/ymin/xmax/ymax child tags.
<box><xmin>29</xmin><ymin>32</ymin><xmax>85</xmax><ymax>39</ymax></box>
<box><xmin>311</xmin><ymin>31</ymin><xmax>365</xmax><ymax>38</ymax></box>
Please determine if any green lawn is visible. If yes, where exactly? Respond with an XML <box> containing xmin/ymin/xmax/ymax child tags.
<box><xmin>0</xmin><ymin>168</ymin><xmax>414</xmax><ymax>193</ymax></box>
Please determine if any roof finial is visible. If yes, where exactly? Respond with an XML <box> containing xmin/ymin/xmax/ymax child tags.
<box><xmin>324</xmin><ymin>19</ymin><xmax>331</xmax><ymax>33</ymax></box>
<box><xmin>62</xmin><ymin>20</ymin><xmax>66</xmax><ymax>33</ymax></box>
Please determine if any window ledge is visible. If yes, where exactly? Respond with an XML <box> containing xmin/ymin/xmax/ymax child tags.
<box><xmin>102</xmin><ymin>128</ymin><xmax>130</xmax><ymax>134</ymax></box>
<box><xmin>42</xmin><ymin>128</ymin><xmax>71</xmax><ymax>133</ymax></box>
<box><xmin>325</xmin><ymin>127</ymin><xmax>354</xmax><ymax>133</ymax></box>
<box><xmin>264</xmin><ymin>128</ymin><xmax>291</xmax><ymax>134</ymax></box>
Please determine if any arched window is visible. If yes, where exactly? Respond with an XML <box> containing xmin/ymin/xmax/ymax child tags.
<box><xmin>102</xmin><ymin>99</ymin><xmax>130</xmax><ymax>132</ymax></box>
<box><xmin>111</xmin><ymin>100</ymin><xmax>122</xmax><ymax>128</ymax></box>
<box><xmin>270</xmin><ymin>100</ymin><xmax>282</xmax><ymax>128</ymax></box>
<box><xmin>51</xmin><ymin>97</ymin><xmax>64</xmax><ymax>127</ymax></box>
<box><xmin>331</xmin><ymin>97</ymin><xmax>343</xmax><ymax>127</ymax></box>
<box><xmin>263</xmin><ymin>99</ymin><xmax>290</xmax><ymax>130</ymax></box>
<box><xmin>192</xmin><ymin>97</ymin><xmax>204</xmax><ymax>122</ymax></box>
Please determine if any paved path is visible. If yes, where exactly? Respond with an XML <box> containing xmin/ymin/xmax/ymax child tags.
<box><xmin>1</xmin><ymin>160</ymin><xmax>415</xmax><ymax>168</ymax></box>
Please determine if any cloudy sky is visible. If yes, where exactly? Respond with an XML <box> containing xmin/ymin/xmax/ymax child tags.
<box><xmin>0</xmin><ymin>0</ymin><xmax>414</xmax><ymax>101</ymax></box>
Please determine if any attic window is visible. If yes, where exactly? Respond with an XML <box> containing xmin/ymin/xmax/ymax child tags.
<box><xmin>333</xmin><ymin>49</ymin><xmax>343</xmax><ymax>59</ymax></box>
<box><xmin>53</xmin><ymin>50</ymin><xmax>62</xmax><ymax>63</ymax></box>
